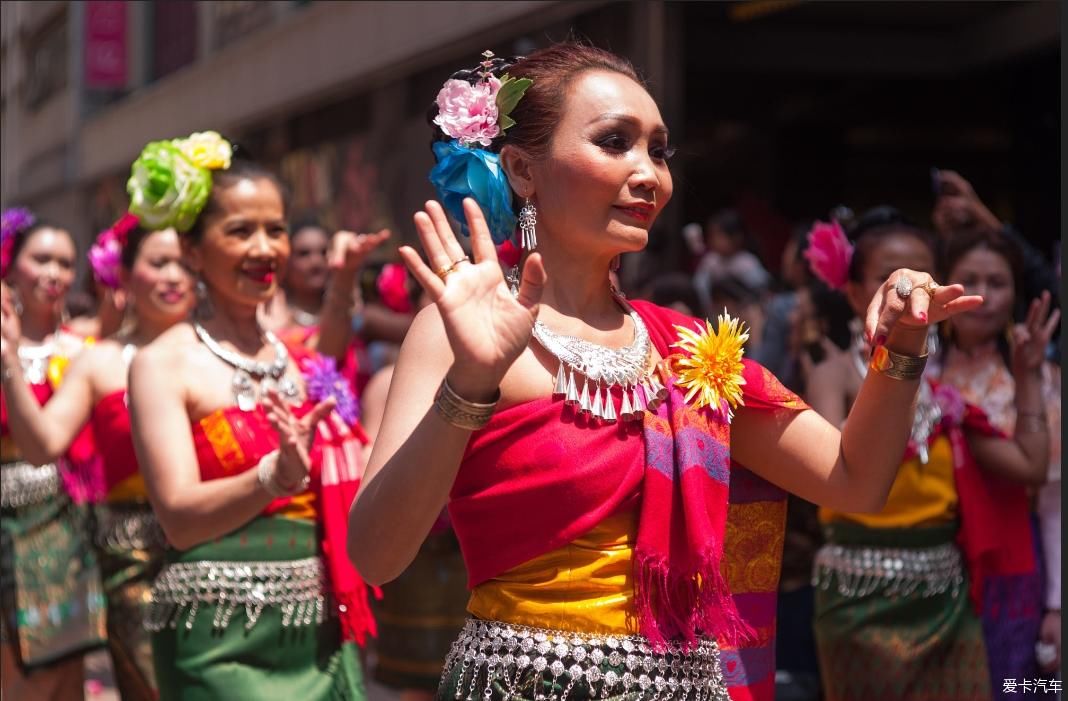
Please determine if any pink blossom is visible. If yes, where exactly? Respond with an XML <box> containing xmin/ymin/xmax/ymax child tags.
<box><xmin>933</xmin><ymin>383</ymin><xmax>966</xmax><ymax>426</ymax></box>
<box><xmin>433</xmin><ymin>77</ymin><xmax>502</xmax><ymax>147</ymax></box>
<box><xmin>804</xmin><ymin>220</ymin><xmax>854</xmax><ymax>291</ymax></box>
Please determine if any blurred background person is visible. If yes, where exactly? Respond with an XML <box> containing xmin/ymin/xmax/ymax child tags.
<box><xmin>804</xmin><ymin>206</ymin><xmax>1053</xmax><ymax>701</ymax></box>
<box><xmin>0</xmin><ymin>208</ymin><xmax>105</xmax><ymax>701</ymax></box>
<box><xmin>936</xmin><ymin>228</ymin><xmax>1061</xmax><ymax>694</ymax></box>
<box><xmin>2</xmin><ymin>212</ymin><xmax>195</xmax><ymax>701</ymax></box>
<box><xmin>692</xmin><ymin>208</ymin><xmax>771</xmax><ymax>315</ymax></box>
<box><xmin>125</xmin><ymin>133</ymin><xmax>377</xmax><ymax>700</ymax></box>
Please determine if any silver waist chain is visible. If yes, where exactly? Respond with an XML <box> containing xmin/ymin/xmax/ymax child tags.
<box><xmin>146</xmin><ymin>556</ymin><xmax>328</xmax><ymax>632</ymax></box>
<box><xmin>442</xmin><ymin>619</ymin><xmax>730</xmax><ymax>701</ymax></box>
<box><xmin>0</xmin><ymin>461</ymin><xmax>61</xmax><ymax>509</ymax></box>
<box><xmin>812</xmin><ymin>541</ymin><xmax>964</xmax><ymax>599</ymax></box>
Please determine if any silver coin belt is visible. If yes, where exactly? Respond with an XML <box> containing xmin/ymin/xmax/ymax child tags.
<box><xmin>146</xmin><ymin>556</ymin><xmax>328</xmax><ymax>632</ymax></box>
<box><xmin>442</xmin><ymin>619</ymin><xmax>730</xmax><ymax>701</ymax></box>
<box><xmin>0</xmin><ymin>461</ymin><xmax>60</xmax><ymax>509</ymax></box>
<box><xmin>94</xmin><ymin>504</ymin><xmax>167</xmax><ymax>552</ymax></box>
<box><xmin>812</xmin><ymin>541</ymin><xmax>964</xmax><ymax>599</ymax></box>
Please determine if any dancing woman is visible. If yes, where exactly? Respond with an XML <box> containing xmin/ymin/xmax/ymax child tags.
<box><xmin>2</xmin><ymin>211</ymin><xmax>195</xmax><ymax>699</ymax></box>
<box><xmin>0</xmin><ymin>209</ymin><xmax>105</xmax><ymax>700</ymax></box>
<box><xmin>125</xmin><ymin>132</ymin><xmax>382</xmax><ymax>700</ymax></box>
<box><xmin>803</xmin><ymin>210</ymin><xmax>1052</xmax><ymax>700</ymax></box>
<box><xmin>349</xmin><ymin>43</ymin><xmax>984</xmax><ymax>701</ymax></box>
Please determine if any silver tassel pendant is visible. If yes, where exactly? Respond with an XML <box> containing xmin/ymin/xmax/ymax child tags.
<box><xmin>619</xmin><ymin>387</ymin><xmax>633</xmax><ymax>421</ymax></box>
<box><xmin>591</xmin><ymin>384</ymin><xmax>604</xmax><ymax>419</ymax></box>
<box><xmin>553</xmin><ymin>363</ymin><xmax>567</xmax><ymax>396</ymax></box>
<box><xmin>602</xmin><ymin>388</ymin><xmax>618</xmax><ymax>422</ymax></box>
<box><xmin>579</xmin><ymin>377</ymin><xmax>591</xmax><ymax>414</ymax></box>
<box><xmin>565</xmin><ymin>368</ymin><xmax>579</xmax><ymax>406</ymax></box>
<box><xmin>518</xmin><ymin>198</ymin><xmax>537</xmax><ymax>251</ymax></box>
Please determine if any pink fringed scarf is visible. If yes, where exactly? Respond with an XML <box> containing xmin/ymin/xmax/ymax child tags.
<box><xmin>289</xmin><ymin>343</ymin><xmax>381</xmax><ymax>645</ymax></box>
<box><xmin>635</xmin><ymin>379</ymin><xmax>750</xmax><ymax>649</ymax></box>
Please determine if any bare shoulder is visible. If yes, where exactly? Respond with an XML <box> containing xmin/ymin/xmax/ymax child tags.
<box><xmin>131</xmin><ymin>323</ymin><xmax>200</xmax><ymax>380</ymax></box>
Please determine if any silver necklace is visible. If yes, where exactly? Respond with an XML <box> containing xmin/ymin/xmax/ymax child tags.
<box><xmin>848</xmin><ymin>318</ymin><xmax>940</xmax><ymax>463</ymax></box>
<box><xmin>193</xmin><ymin>322</ymin><xmax>300</xmax><ymax>411</ymax></box>
<box><xmin>291</xmin><ymin>307</ymin><xmax>320</xmax><ymax>328</ymax></box>
<box><xmin>17</xmin><ymin>342</ymin><xmax>54</xmax><ymax>385</ymax></box>
<box><xmin>530</xmin><ymin>292</ymin><xmax>666</xmax><ymax>423</ymax></box>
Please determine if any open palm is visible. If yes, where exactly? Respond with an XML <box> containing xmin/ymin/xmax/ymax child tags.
<box><xmin>399</xmin><ymin>199</ymin><xmax>545</xmax><ymax>389</ymax></box>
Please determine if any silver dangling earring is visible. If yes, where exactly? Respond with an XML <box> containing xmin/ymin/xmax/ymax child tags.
<box><xmin>194</xmin><ymin>277</ymin><xmax>214</xmax><ymax>320</ymax></box>
<box><xmin>11</xmin><ymin>289</ymin><xmax>24</xmax><ymax>317</ymax></box>
<box><xmin>518</xmin><ymin>198</ymin><xmax>537</xmax><ymax>251</ymax></box>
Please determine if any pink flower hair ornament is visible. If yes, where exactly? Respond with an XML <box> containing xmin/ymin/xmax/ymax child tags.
<box><xmin>88</xmin><ymin>213</ymin><xmax>140</xmax><ymax>289</ymax></box>
<box><xmin>1</xmin><ymin>207</ymin><xmax>37</xmax><ymax>278</ymax></box>
<box><xmin>804</xmin><ymin>219</ymin><xmax>854</xmax><ymax>291</ymax></box>
<box><xmin>376</xmin><ymin>263</ymin><xmax>413</xmax><ymax>314</ymax></box>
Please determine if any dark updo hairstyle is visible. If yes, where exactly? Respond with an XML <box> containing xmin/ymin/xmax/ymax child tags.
<box><xmin>427</xmin><ymin>42</ymin><xmax>645</xmax><ymax>161</ymax></box>
<box><xmin>185</xmin><ymin>158</ymin><xmax>291</xmax><ymax>244</ymax></box>
<box><xmin>9</xmin><ymin>220</ymin><xmax>76</xmax><ymax>270</ymax></box>
<box><xmin>806</xmin><ymin>206</ymin><xmax>937</xmax><ymax>352</ymax></box>
<box><xmin>846</xmin><ymin>205</ymin><xmax>937</xmax><ymax>283</ymax></box>
<box><xmin>118</xmin><ymin>221</ymin><xmax>162</xmax><ymax>270</ymax></box>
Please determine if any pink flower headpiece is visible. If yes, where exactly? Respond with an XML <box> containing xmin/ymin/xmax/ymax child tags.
<box><xmin>804</xmin><ymin>219</ymin><xmax>854</xmax><ymax>291</ymax></box>
<box><xmin>1</xmin><ymin>207</ymin><xmax>36</xmax><ymax>278</ymax></box>
<box><xmin>432</xmin><ymin>50</ymin><xmax>532</xmax><ymax>148</ymax></box>
<box><xmin>88</xmin><ymin>213</ymin><xmax>139</xmax><ymax>289</ymax></box>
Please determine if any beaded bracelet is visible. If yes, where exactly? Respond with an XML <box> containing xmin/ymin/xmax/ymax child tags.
<box><xmin>256</xmin><ymin>450</ymin><xmax>309</xmax><ymax>497</ymax></box>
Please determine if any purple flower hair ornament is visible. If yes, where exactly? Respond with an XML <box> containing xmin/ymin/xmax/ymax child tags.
<box><xmin>1</xmin><ymin>207</ymin><xmax>37</xmax><ymax>278</ymax></box>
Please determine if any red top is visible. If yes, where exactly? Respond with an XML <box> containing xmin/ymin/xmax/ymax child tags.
<box><xmin>89</xmin><ymin>390</ymin><xmax>141</xmax><ymax>496</ymax></box>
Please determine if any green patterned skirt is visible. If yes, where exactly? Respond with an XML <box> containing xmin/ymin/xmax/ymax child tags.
<box><xmin>812</xmin><ymin>521</ymin><xmax>991</xmax><ymax>701</ymax></box>
<box><xmin>95</xmin><ymin>500</ymin><xmax>167</xmax><ymax>700</ymax></box>
<box><xmin>373</xmin><ymin>529</ymin><xmax>469</xmax><ymax>691</ymax></box>
<box><xmin>0</xmin><ymin>461</ymin><xmax>107</xmax><ymax>669</ymax></box>
<box><xmin>149</xmin><ymin>516</ymin><xmax>365</xmax><ymax>701</ymax></box>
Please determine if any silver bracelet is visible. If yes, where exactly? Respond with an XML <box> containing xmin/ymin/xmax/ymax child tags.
<box><xmin>256</xmin><ymin>450</ymin><xmax>309</xmax><ymax>498</ymax></box>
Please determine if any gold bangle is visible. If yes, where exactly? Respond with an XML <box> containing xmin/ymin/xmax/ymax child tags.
<box><xmin>433</xmin><ymin>378</ymin><xmax>500</xmax><ymax>431</ymax></box>
<box><xmin>869</xmin><ymin>345</ymin><xmax>928</xmax><ymax>381</ymax></box>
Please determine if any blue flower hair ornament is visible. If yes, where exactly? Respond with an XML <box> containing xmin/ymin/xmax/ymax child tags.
<box><xmin>428</xmin><ymin>141</ymin><xmax>515</xmax><ymax>246</ymax></box>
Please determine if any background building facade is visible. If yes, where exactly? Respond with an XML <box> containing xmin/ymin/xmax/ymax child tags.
<box><xmin>1</xmin><ymin>0</ymin><xmax>1060</xmax><ymax>286</ymax></box>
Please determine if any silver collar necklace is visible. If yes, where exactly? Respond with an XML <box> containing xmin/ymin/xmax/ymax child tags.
<box><xmin>17</xmin><ymin>342</ymin><xmax>55</xmax><ymax>385</ymax></box>
<box><xmin>529</xmin><ymin>291</ymin><xmax>666</xmax><ymax>423</ymax></box>
<box><xmin>193</xmin><ymin>322</ymin><xmax>300</xmax><ymax>411</ymax></box>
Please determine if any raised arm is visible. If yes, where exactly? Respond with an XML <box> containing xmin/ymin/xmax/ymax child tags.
<box><xmin>0</xmin><ymin>295</ymin><xmax>95</xmax><ymax>464</ymax></box>
<box><xmin>733</xmin><ymin>270</ymin><xmax>983</xmax><ymax>513</ymax></box>
<box><xmin>348</xmin><ymin>199</ymin><xmax>544</xmax><ymax>585</ymax></box>
<box><xmin>314</xmin><ymin>229</ymin><xmax>390</xmax><ymax>361</ymax></box>
<box><xmin>967</xmin><ymin>291</ymin><xmax>1058</xmax><ymax>485</ymax></box>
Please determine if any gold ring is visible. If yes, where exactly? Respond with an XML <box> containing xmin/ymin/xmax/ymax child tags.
<box><xmin>450</xmin><ymin>255</ymin><xmax>470</xmax><ymax>267</ymax></box>
<box><xmin>917</xmin><ymin>280</ymin><xmax>940</xmax><ymax>296</ymax></box>
<box><xmin>435</xmin><ymin>263</ymin><xmax>458</xmax><ymax>281</ymax></box>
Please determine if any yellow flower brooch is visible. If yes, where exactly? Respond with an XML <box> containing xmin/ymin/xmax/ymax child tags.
<box><xmin>670</xmin><ymin>311</ymin><xmax>749</xmax><ymax>420</ymax></box>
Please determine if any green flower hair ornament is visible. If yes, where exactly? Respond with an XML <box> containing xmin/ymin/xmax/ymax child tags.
<box><xmin>126</xmin><ymin>131</ymin><xmax>232</xmax><ymax>233</ymax></box>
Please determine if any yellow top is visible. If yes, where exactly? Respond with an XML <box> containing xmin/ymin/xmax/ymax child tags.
<box><xmin>467</xmin><ymin>509</ymin><xmax>639</xmax><ymax>634</ymax></box>
<box><xmin>820</xmin><ymin>433</ymin><xmax>957</xmax><ymax>528</ymax></box>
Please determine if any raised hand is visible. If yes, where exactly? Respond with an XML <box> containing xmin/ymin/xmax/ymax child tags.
<box><xmin>865</xmin><ymin>269</ymin><xmax>984</xmax><ymax>347</ymax></box>
<box><xmin>0</xmin><ymin>283</ymin><xmax>21</xmax><ymax>365</ymax></box>
<box><xmin>931</xmin><ymin>169</ymin><xmax>1001</xmax><ymax>235</ymax></box>
<box><xmin>329</xmin><ymin>229</ymin><xmax>392</xmax><ymax>275</ymax></box>
<box><xmin>398</xmin><ymin>198</ymin><xmax>545</xmax><ymax>397</ymax></box>
<box><xmin>1011</xmin><ymin>290</ymin><xmax>1059</xmax><ymax>376</ymax></box>
<box><xmin>262</xmin><ymin>388</ymin><xmax>336</xmax><ymax>489</ymax></box>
